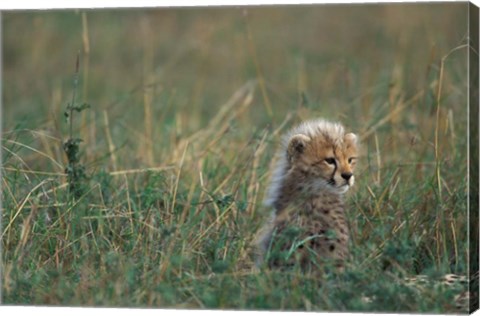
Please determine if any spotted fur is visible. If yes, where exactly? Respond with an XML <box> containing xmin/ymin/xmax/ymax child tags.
<box><xmin>257</xmin><ymin>119</ymin><xmax>358</xmax><ymax>272</ymax></box>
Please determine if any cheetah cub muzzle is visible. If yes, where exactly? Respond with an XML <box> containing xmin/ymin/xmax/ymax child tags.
<box><xmin>257</xmin><ymin>119</ymin><xmax>358</xmax><ymax>273</ymax></box>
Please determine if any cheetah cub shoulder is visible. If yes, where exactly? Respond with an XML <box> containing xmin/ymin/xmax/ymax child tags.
<box><xmin>257</xmin><ymin>119</ymin><xmax>359</xmax><ymax>272</ymax></box>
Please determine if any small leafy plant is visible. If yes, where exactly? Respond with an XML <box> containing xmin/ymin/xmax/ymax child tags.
<box><xmin>63</xmin><ymin>52</ymin><xmax>90</xmax><ymax>199</ymax></box>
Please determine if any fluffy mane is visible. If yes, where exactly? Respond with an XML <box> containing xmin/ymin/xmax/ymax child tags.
<box><xmin>263</xmin><ymin>119</ymin><xmax>347</xmax><ymax>208</ymax></box>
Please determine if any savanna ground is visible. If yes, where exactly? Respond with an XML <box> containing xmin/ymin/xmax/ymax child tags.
<box><xmin>1</xmin><ymin>3</ymin><xmax>478</xmax><ymax>313</ymax></box>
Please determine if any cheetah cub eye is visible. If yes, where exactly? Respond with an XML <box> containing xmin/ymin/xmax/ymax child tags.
<box><xmin>324</xmin><ymin>158</ymin><xmax>336</xmax><ymax>165</ymax></box>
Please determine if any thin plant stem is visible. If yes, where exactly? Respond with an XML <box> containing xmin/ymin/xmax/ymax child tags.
<box><xmin>70</xmin><ymin>52</ymin><xmax>80</xmax><ymax>140</ymax></box>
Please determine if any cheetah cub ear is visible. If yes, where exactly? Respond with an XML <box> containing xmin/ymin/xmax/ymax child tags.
<box><xmin>344</xmin><ymin>133</ymin><xmax>358</xmax><ymax>144</ymax></box>
<box><xmin>287</xmin><ymin>134</ymin><xmax>311</xmax><ymax>162</ymax></box>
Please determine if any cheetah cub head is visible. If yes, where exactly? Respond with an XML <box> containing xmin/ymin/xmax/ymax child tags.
<box><xmin>286</xmin><ymin>120</ymin><xmax>358</xmax><ymax>194</ymax></box>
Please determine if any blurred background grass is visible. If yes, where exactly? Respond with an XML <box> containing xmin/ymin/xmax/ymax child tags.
<box><xmin>1</xmin><ymin>3</ymin><xmax>473</xmax><ymax>312</ymax></box>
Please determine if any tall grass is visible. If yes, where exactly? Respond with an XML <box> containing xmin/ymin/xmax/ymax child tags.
<box><xmin>1</xmin><ymin>3</ymin><xmax>474</xmax><ymax>312</ymax></box>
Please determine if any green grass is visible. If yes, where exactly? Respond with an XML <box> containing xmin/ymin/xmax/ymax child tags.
<box><xmin>1</xmin><ymin>3</ymin><xmax>474</xmax><ymax>313</ymax></box>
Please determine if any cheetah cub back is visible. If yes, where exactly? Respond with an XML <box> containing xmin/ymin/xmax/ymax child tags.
<box><xmin>257</xmin><ymin>119</ymin><xmax>358</xmax><ymax>273</ymax></box>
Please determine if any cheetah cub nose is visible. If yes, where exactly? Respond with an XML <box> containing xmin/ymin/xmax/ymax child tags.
<box><xmin>341</xmin><ymin>173</ymin><xmax>353</xmax><ymax>181</ymax></box>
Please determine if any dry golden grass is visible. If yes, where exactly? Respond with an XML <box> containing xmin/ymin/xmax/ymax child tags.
<box><xmin>1</xmin><ymin>3</ymin><xmax>476</xmax><ymax>312</ymax></box>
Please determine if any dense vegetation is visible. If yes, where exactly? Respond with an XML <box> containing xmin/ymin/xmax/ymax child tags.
<box><xmin>1</xmin><ymin>3</ymin><xmax>474</xmax><ymax>312</ymax></box>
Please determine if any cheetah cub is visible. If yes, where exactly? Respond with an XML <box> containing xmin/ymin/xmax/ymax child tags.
<box><xmin>257</xmin><ymin>119</ymin><xmax>358</xmax><ymax>273</ymax></box>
